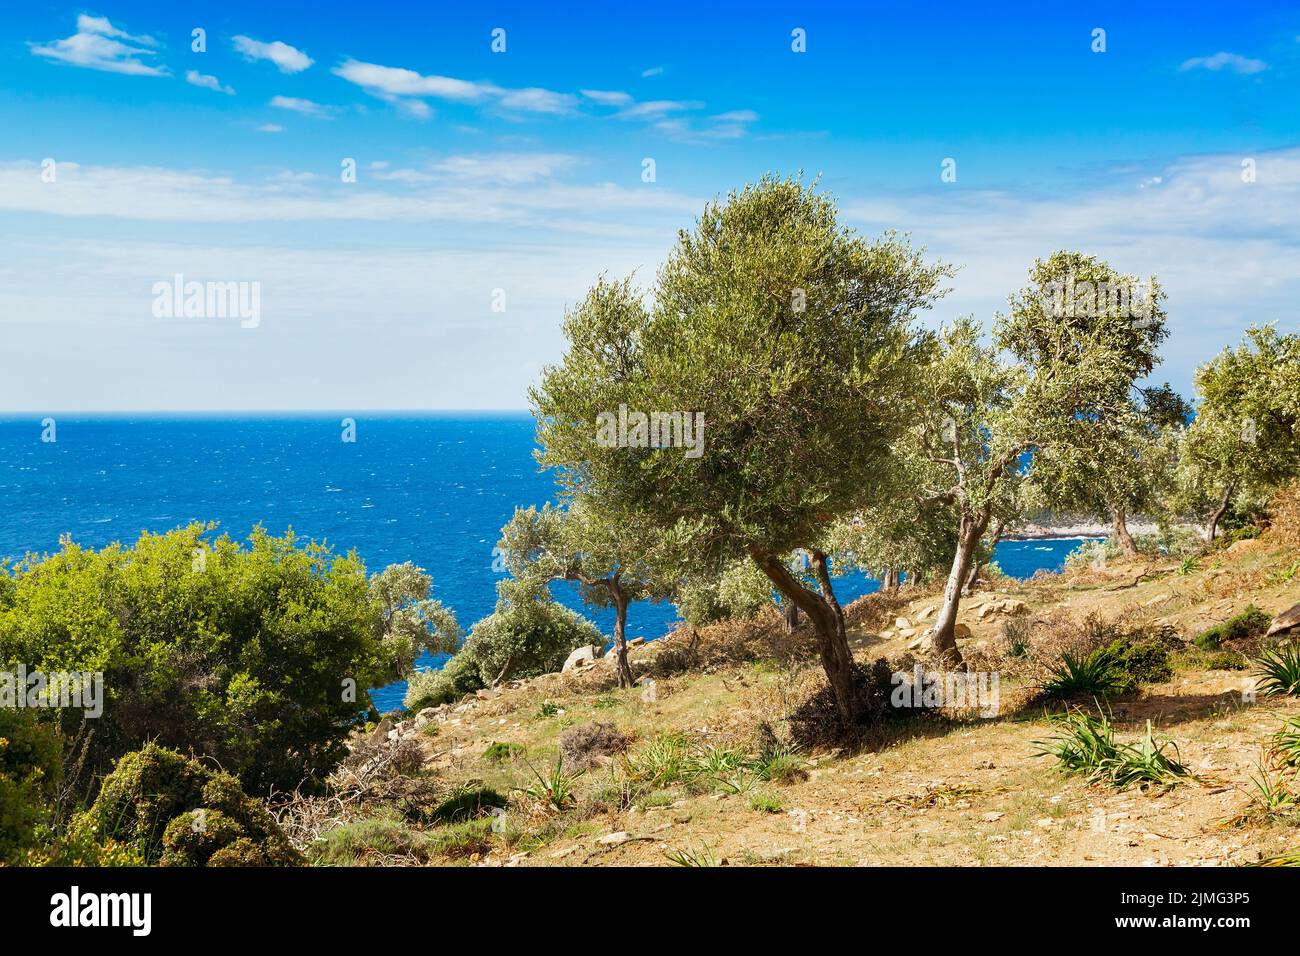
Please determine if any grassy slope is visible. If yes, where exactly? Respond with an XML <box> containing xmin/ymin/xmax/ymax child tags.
<box><xmin>353</xmin><ymin>531</ymin><xmax>1300</xmax><ymax>867</ymax></box>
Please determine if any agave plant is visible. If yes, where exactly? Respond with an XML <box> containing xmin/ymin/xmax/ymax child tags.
<box><xmin>1034</xmin><ymin>710</ymin><xmax>1191</xmax><ymax>789</ymax></box>
<box><xmin>1252</xmin><ymin>644</ymin><xmax>1300</xmax><ymax>699</ymax></box>
<box><xmin>1041</xmin><ymin>650</ymin><xmax>1122</xmax><ymax>699</ymax></box>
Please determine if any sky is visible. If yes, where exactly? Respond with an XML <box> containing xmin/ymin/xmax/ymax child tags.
<box><xmin>1</xmin><ymin>0</ymin><xmax>1298</xmax><ymax>411</ymax></box>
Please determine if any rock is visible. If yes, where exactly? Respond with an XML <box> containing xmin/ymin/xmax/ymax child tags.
<box><xmin>907</xmin><ymin>636</ymin><xmax>927</xmax><ymax>651</ymax></box>
<box><xmin>916</xmin><ymin>606</ymin><xmax>938</xmax><ymax>621</ymax></box>
<box><xmin>894</xmin><ymin>617</ymin><xmax>911</xmax><ymax>629</ymax></box>
<box><xmin>597</xmin><ymin>831</ymin><xmax>629</xmax><ymax>846</ymax></box>
<box><xmin>627</xmin><ymin>637</ymin><xmax>646</xmax><ymax>647</ymax></box>
<box><xmin>370</xmin><ymin>718</ymin><xmax>394</xmax><ymax>742</ymax></box>
<box><xmin>897</xmin><ymin>627</ymin><xmax>916</xmax><ymax>638</ymax></box>
<box><xmin>982</xmin><ymin>811</ymin><xmax>1004</xmax><ymax>822</ymax></box>
<box><xmin>1267</xmin><ymin>602</ymin><xmax>1300</xmax><ymax>638</ymax></box>
<box><xmin>954</xmin><ymin>623</ymin><xmax>973</xmax><ymax>640</ymax></box>
<box><xmin>562</xmin><ymin>644</ymin><xmax>605</xmax><ymax>672</ymax></box>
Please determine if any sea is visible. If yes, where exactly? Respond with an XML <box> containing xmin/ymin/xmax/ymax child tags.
<box><xmin>0</xmin><ymin>414</ymin><xmax>1096</xmax><ymax>710</ymax></box>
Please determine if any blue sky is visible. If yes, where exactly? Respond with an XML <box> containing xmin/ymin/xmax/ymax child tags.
<box><xmin>2</xmin><ymin>1</ymin><xmax>1298</xmax><ymax>410</ymax></box>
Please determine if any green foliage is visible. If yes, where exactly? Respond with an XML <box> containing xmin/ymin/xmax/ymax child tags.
<box><xmin>404</xmin><ymin>651</ymin><xmax>484</xmax><ymax>710</ymax></box>
<box><xmin>429</xmin><ymin>785</ymin><xmax>508</xmax><ymax>824</ymax></box>
<box><xmin>0</xmin><ymin>709</ymin><xmax>62</xmax><ymax>863</ymax></box>
<box><xmin>1194</xmin><ymin>605</ymin><xmax>1272</xmax><ymax>649</ymax></box>
<box><xmin>75</xmin><ymin>743</ymin><xmax>301</xmax><ymax>866</ymax></box>
<box><xmin>1252</xmin><ymin>644</ymin><xmax>1300</xmax><ymax>699</ymax></box>
<box><xmin>459</xmin><ymin>579</ymin><xmax>603</xmax><ymax>687</ymax></box>
<box><xmin>0</xmin><ymin>525</ymin><xmax>448</xmax><ymax>795</ymax></box>
<box><xmin>1034</xmin><ymin>711</ymin><xmax>1191</xmax><ymax>789</ymax></box>
<box><xmin>664</xmin><ymin>843</ymin><xmax>719</xmax><ymax>867</ymax></box>
<box><xmin>482</xmin><ymin>741</ymin><xmax>525</xmax><ymax>764</ymax></box>
<box><xmin>749</xmin><ymin>791</ymin><xmax>785</xmax><ymax>814</ymax></box>
<box><xmin>1043</xmin><ymin>638</ymin><xmax>1171</xmax><ymax>698</ymax></box>
<box><xmin>1176</xmin><ymin>325</ymin><xmax>1300</xmax><ymax>535</ymax></box>
<box><xmin>308</xmin><ymin>811</ymin><xmax>432</xmax><ymax>866</ymax></box>
<box><xmin>523</xmin><ymin>757</ymin><xmax>582</xmax><ymax>811</ymax></box>
<box><xmin>534</xmin><ymin>700</ymin><xmax>560</xmax><ymax>719</ymax></box>
<box><xmin>1268</xmin><ymin>716</ymin><xmax>1300</xmax><ymax>769</ymax></box>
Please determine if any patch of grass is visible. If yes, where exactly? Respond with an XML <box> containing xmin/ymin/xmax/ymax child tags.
<box><xmin>623</xmin><ymin>734</ymin><xmax>692</xmax><ymax>788</ymax></box>
<box><xmin>1194</xmin><ymin>605</ymin><xmax>1272</xmax><ymax>650</ymax></box>
<box><xmin>535</xmin><ymin>700</ymin><xmax>561</xmax><ymax>719</ymax></box>
<box><xmin>749</xmin><ymin>791</ymin><xmax>784</xmax><ymax>814</ymax></box>
<box><xmin>664</xmin><ymin>843</ymin><xmax>719</xmax><ymax>866</ymax></box>
<box><xmin>429</xmin><ymin>818</ymin><xmax>494</xmax><ymax>859</ymax></box>
<box><xmin>1268</xmin><ymin>560</ymin><xmax>1300</xmax><ymax>586</ymax></box>
<box><xmin>593</xmin><ymin>695</ymin><xmax>620</xmax><ymax>710</ymax></box>
<box><xmin>308</xmin><ymin>812</ymin><xmax>431</xmax><ymax>866</ymax></box>
<box><xmin>1178</xmin><ymin>557</ymin><xmax>1199</xmax><ymax>576</ymax></box>
<box><xmin>1225</xmin><ymin>768</ymin><xmax>1300</xmax><ymax>827</ymax></box>
<box><xmin>1033</xmin><ymin>710</ymin><xmax>1192</xmax><ymax>789</ymax></box>
<box><xmin>1252</xmin><ymin>643</ymin><xmax>1300</xmax><ymax>698</ymax></box>
<box><xmin>482</xmin><ymin>741</ymin><xmax>525</xmax><ymax>764</ymax></box>
<box><xmin>751</xmin><ymin>741</ymin><xmax>809</xmax><ymax>784</ymax></box>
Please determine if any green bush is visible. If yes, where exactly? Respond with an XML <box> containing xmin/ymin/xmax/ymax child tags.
<box><xmin>75</xmin><ymin>744</ymin><xmax>301</xmax><ymax>866</ymax></box>
<box><xmin>1043</xmin><ymin>638</ymin><xmax>1171</xmax><ymax>699</ymax></box>
<box><xmin>0</xmin><ymin>710</ymin><xmax>61</xmax><ymax>863</ymax></box>
<box><xmin>308</xmin><ymin>811</ymin><xmax>432</xmax><ymax>866</ymax></box>
<box><xmin>1194</xmin><ymin>605</ymin><xmax>1272</xmax><ymax>650</ymax></box>
<box><xmin>0</xmin><ymin>525</ymin><xmax>449</xmax><ymax>795</ymax></box>
<box><xmin>404</xmin><ymin>651</ymin><xmax>485</xmax><ymax>710</ymax></box>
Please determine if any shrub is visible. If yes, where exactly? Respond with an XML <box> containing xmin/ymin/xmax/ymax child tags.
<box><xmin>1194</xmin><ymin>605</ymin><xmax>1272</xmax><ymax>650</ymax></box>
<box><xmin>0</xmin><ymin>710</ymin><xmax>61</xmax><ymax>863</ymax></box>
<box><xmin>458</xmin><ymin>589</ymin><xmax>603</xmax><ymax>687</ymax></box>
<box><xmin>1042</xmin><ymin>638</ymin><xmax>1171</xmax><ymax>699</ymax></box>
<box><xmin>789</xmin><ymin>657</ymin><xmax>910</xmax><ymax>747</ymax></box>
<box><xmin>428</xmin><ymin>785</ymin><xmax>508</xmax><ymax>824</ymax></box>
<box><xmin>0</xmin><ymin>525</ymin><xmax>444</xmax><ymax>796</ymax></box>
<box><xmin>482</xmin><ymin>741</ymin><xmax>525</xmax><ymax>764</ymax></box>
<box><xmin>404</xmin><ymin>652</ymin><xmax>484</xmax><ymax>710</ymax></box>
<box><xmin>559</xmin><ymin>722</ymin><xmax>630</xmax><ymax>772</ymax></box>
<box><xmin>75</xmin><ymin>744</ymin><xmax>301</xmax><ymax>866</ymax></box>
<box><xmin>749</xmin><ymin>792</ymin><xmax>784</xmax><ymax>814</ymax></box>
<box><xmin>1034</xmin><ymin>710</ymin><xmax>1191</xmax><ymax>789</ymax></box>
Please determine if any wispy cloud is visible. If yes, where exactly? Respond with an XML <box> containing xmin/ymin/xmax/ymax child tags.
<box><xmin>641</xmin><ymin>65</ymin><xmax>665</xmax><ymax>78</ymax></box>
<box><xmin>580</xmin><ymin>89</ymin><xmax>633</xmax><ymax>107</ymax></box>
<box><xmin>232</xmin><ymin>35</ymin><xmax>313</xmax><ymax>73</ymax></box>
<box><xmin>29</xmin><ymin>14</ymin><xmax>164</xmax><ymax>76</ymax></box>
<box><xmin>256</xmin><ymin>123</ymin><xmax>284</xmax><ymax>133</ymax></box>
<box><xmin>269</xmin><ymin>95</ymin><xmax>332</xmax><ymax>118</ymax></box>
<box><xmin>186</xmin><ymin>70</ymin><xmax>234</xmax><ymax>95</ymax></box>
<box><xmin>1179</xmin><ymin>51</ymin><xmax>1268</xmax><ymax>74</ymax></box>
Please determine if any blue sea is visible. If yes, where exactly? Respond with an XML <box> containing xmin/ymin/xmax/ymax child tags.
<box><xmin>0</xmin><ymin>414</ymin><xmax>1094</xmax><ymax>710</ymax></box>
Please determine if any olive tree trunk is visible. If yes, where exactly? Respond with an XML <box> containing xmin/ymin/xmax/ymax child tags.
<box><xmin>609</xmin><ymin>579</ymin><xmax>634</xmax><ymax>689</ymax></box>
<box><xmin>1110</xmin><ymin>507</ymin><xmax>1138</xmax><ymax>555</ymax></box>
<box><xmin>752</xmin><ymin>548</ymin><xmax>856</xmax><ymax>726</ymax></box>
<box><xmin>929</xmin><ymin>513</ymin><xmax>988</xmax><ymax>666</ymax></box>
<box><xmin>1207</xmin><ymin>482</ymin><xmax>1234</xmax><ymax>543</ymax></box>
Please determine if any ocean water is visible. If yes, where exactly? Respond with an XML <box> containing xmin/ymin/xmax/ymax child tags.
<box><xmin>0</xmin><ymin>414</ymin><xmax>1094</xmax><ymax>710</ymax></box>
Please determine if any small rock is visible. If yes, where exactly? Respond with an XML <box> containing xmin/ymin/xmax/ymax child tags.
<box><xmin>563</xmin><ymin>644</ymin><xmax>604</xmax><ymax>672</ymax></box>
<box><xmin>894</xmin><ymin>617</ymin><xmax>911</xmax><ymax>629</ymax></box>
<box><xmin>597</xmin><ymin>831</ymin><xmax>629</xmax><ymax>846</ymax></box>
<box><xmin>982</xmin><ymin>811</ymin><xmax>1004</xmax><ymax>822</ymax></box>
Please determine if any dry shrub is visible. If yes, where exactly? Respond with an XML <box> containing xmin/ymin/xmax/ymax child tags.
<box><xmin>1265</xmin><ymin>481</ymin><xmax>1300</xmax><ymax>544</ymax></box>
<box><xmin>988</xmin><ymin>609</ymin><xmax>1181</xmax><ymax>687</ymax></box>
<box><xmin>559</xmin><ymin>722</ymin><xmax>630</xmax><ymax>772</ymax></box>
<box><xmin>787</xmin><ymin>657</ymin><xmax>921</xmax><ymax>749</ymax></box>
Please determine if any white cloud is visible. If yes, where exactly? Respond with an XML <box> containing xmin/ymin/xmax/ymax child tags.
<box><xmin>641</xmin><ymin>65</ymin><xmax>665</xmax><ymax>78</ymax></box>
<box><xmin>498</xmin><ymin>87</ymin><xmax>578</xmax><ymax>115</ymax></box>
<box><xmin>332</xmin><ymin>59</ymin><xmax>496</xmax><ymax>103</ymax></box>
<box><xmin>256</xmin><ymin>123</ymin><xmax>284</xmax><ymax>133</ymax></box>
<box><xmin>431</xmin><ymin>152</ymin><xmax>580</xmax><ymax>184</ymax></box>
<box><xmin>269</xmin><ymin>95</ymin><xmax>332</xmax><ymax>117</ymax></box>
<box><xmin>1179</xmin><ymin>51</ymin><xmax>1268</xmax><ymax>74</ymax></box>
<box><xmin>232</xmin><ymin>35</ymin><xmax>313</xmax><ymax>73</ymax></box>
<box><xmin>29</xmin><ymin>15</ymin><xmax>164</xmax><ymax>76</ymax></box>
<box><xmin>580</xmin><ymin>89</ymin><xmax>633</xmax><ymax>106</ymax></box>
<box><xmin>617</xmin><ymin>98</ymin><xmax>704</xmax><ymax>119</ymax></box>
<box><xmin>186</xmin><ymin>70</ymin><xmax>234</xmax><ymax>95</ymax></box>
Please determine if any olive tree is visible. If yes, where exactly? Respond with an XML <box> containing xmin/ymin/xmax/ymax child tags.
<box><xmin>1177</xmin><ymin>325</ymin><xmax>1300</xmax><ymax>539</ymax></box>
<box><xmin>532</xmin><ymin>177</ymin><xmax>950</xmax><ymax>725</ymax></box>
<box><xmin>496</xmin><ymin>500</ymin><xmax>671</xmax><ymax>687</ymax></box>
<box><xmin>915</xmin><ymin>252</ymin><xmax>1167</xmax><ymax>663</ymax></box>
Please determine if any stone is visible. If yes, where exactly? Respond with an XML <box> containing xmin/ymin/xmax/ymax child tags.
<box><xmin>954</xmin><ymin>623</ymin><xmax>973</xmax><ymax>640</ymax></box>
<box><xmin>1267</xmin><ymin>602</ymin><xmax>1300</xmax><ymax>638</ymax></box>
<box><xmin>563</xmin><ymin>644</ymin><xmax>605</xmax><ymax>672</ymax></box>
<box><xmin>897</xmin><ymin>627</ymin><xmax>916</xmax><ymax>638</ymax></box>
<box><xmin>916</xmin><ymin>605</ymin><xmax>938</xmax><ymax>621</ymax></box>
<box><xmin>597</xmin><ymin>831</ymin><xmax>629</xmax><ymax>846</ymax></box>
<box><xmin>627</xmin><ymin>637</ymin><xmax>646</xmax><ymax>647</ymax></box>
<box><xmin>894</xmin><ymin>617</ymin><xmax>910</xmax><ymax>629</ymax></box>
<box><xmin>370</xmin><ymin>717</ymin><xmax>394</xmax><ymax>742</ymax></box>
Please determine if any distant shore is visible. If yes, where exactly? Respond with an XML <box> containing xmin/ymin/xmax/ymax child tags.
<box><xmin>1004</xmin><ymin>520</ymin><xmax>1159</xmax><ymax>541</ymax></box>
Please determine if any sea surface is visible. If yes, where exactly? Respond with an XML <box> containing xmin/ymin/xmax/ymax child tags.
<box><xmin>0</xmin><ymin>414</ymin><xmax>1096</xmax><ymax>710</ymax></box>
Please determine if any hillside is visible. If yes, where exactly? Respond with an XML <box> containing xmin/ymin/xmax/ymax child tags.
<box><xmin>292</xmin><ymin>516</ymin><xmax>1300</xmax><ymax>867</ymax></box>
